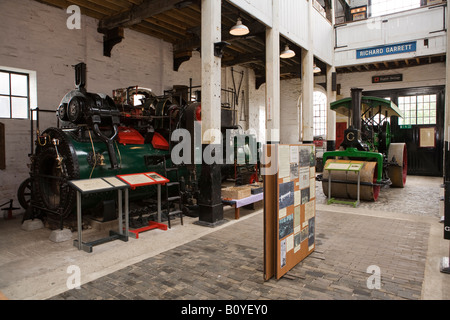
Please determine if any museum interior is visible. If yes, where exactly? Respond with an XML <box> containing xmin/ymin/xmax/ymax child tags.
<box><xmin>0</xmin><ymin>0</ymin><xmax>450</xmax><ymax>303</ymax></box>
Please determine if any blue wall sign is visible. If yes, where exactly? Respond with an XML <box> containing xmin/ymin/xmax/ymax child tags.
<box><xmin>356</xmin><ymin>41</ymin><xmax>417</xmax><ymax>59</ymax></box>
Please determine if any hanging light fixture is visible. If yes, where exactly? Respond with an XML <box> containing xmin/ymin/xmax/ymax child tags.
<box><xmin>313</xmin><ymin>64</ymin><xmax>322</xmax><ymax>73</ymax></box>
<box><xmin>230</xmin><ymin>18</ymin><xmax>249</xmax><ymax>36</ymax></box>
<box><xmin>280</xmin><ymin>45</ymin><xmax>296</xmax><ymax>59</ymax></box>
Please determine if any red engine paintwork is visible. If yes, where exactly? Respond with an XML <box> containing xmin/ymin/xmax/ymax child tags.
<box><xmin>152</xmin><ymin>132</ymin><xmax>169</xmax><ymax>150</ymax></box>
<box><xmin>117</xmin><ymin>127</ymin><xmax>145</xmax><ymax>145</ymax></box>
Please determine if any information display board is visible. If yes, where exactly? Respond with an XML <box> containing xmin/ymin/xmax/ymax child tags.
<box><xmin>69</xmin><ymin>177</ymin><xmax>128</xmax><ymax>194</ymax></box>
<box><xmin>68</xmin><ymin>176</ymin><xmax>130</xmax><ymax>253</ymax></box>
<box><xmin>117</xmin><ymin>172</ymin><xmax>169</xmax><ymax>188</ymax></box>
<box><xmin>264</xmin><ymin>144</ymin><xmax>316</xmax><ymax>280</ymax></box>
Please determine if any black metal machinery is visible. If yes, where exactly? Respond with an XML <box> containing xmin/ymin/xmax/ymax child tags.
<box><xmin>17</xmin><ymin>63</ymin><xmax>261</xmax><ymax>229</ymax></box>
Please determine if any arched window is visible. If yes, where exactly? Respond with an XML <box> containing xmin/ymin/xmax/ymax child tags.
<box><xmin>313</xmin><ymin>90</ymin><xmax>327</xmax><ymax>137</ymax></box>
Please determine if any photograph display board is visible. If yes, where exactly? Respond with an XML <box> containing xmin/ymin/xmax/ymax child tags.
<box><xmin>264</xmin><ymin>144</ymin><xmax>316</xmax><ymax>280</ymax></box>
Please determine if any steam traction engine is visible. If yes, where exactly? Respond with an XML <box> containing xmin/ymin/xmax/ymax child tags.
<box><xmin>19</xmin><ymin>64</ymin><xmax>260</xmax><ymax>229</ymax></box>
<box><xmin>319</xmin><ymin>88</ymin><xmax>407</xmax><ymax>201</ymax></box>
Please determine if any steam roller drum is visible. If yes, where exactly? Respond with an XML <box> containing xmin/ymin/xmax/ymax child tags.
<box><xmin>322</xmin><ymin>159</ymin><xmax>380</xmax><ymax>201</ymax></box>
<box><xmin>388</xmin><ymin>142</ymin><xmax>407</xmax><ymax>188</ymax></box>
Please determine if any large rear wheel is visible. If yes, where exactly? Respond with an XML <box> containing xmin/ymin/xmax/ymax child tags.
<box><xmin>388</xmin><ymin>143</ymin><xmax>407</xmax><ymax>188</ymax></box>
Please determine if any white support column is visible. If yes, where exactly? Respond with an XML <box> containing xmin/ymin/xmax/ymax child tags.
<box><xmin>265</xmin><ymin>0</ymin><xmax>280</xmax><ymax>143</ymax></box>
<box><xmin>440</xmin><ymin>2</ymin><xmax>450</xmax><ymax>274</ymax></box>
<box><xmin>201</xmin><ymin>0</ymin><xmax>221</xmax><ymax>145</ymax></box>
<box><xmin>301</xmin><ymin>0</ymin><xmax>314</xmax><ymax>143</ymax></box>
<box><xmin>445</xmin><ymin>4</ymin><xmax>450</xmax><ymax>153</ymax></box>
<box><xmin>326</xmin><ymin>65</ymin><xmax>337</xmax><ymax>150</ymax></box>
<box><xmin>326</xmin><ymin>0</ymin><xmax>337</xmax><ymax>151</ymax></box>
<box><xmin>197</xmin><ymin>0</ymin><xmax>224</xmax><ymax>227</ymax></box>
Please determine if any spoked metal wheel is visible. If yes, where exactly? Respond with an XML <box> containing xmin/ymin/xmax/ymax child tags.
<box><xmin>17</xmin><ymin>178</ymin><xmax>32</xmax><ymax>210</ymax></box>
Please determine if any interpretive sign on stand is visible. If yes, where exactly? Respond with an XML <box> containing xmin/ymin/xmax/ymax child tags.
<box><xmin>264</xmin><ymin>144</ymin><xmax>316</xmax><ymax>280</ymax></box>
<box><xmin>116</xmin><ymin>172</ymin><xmax>169</xmax><ymax>189</ymax></box>
<box><xmin>117</xmin><ymin>172</ymin><xmax>170</xmax><ymax>238</ymax></box>
<box><xmin>68</xmin><ymin>177</ymin><xmax>130</xmax><ymax>253</ymax></box>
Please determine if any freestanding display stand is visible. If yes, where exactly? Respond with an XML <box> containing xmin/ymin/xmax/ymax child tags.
<box><xmin>325</xmin><ymin>161</ymin><xmax>363</xmax><ymax>208</ymax></box>
<box><xmin>116</xmin><ymin>172</ymin><xmax>170</xmax><ymax>238</ymax></box>
<box><xmin>264</xmin><ymin>144</ymin><xmax>316</xmax><ymax>280</ymax></box>
<box><xmin>69</xmin><ymin>177</ymin><xmax>130</xmax><ymax>253</ymax></box>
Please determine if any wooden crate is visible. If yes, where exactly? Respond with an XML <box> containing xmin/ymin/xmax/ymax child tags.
<box><xmin>250</xmin><ymin>182</ymin><xmax>264</xmax><ymax>194</ymax></box>
<box><xmin>222</xmin><ymin>185</ymin><xmax>252</xmax><ymax>200</ymax></box>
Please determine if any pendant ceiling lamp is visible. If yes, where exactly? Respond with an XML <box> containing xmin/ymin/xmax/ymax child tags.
<box><xmin>280</xmin><ymin>45</ymin><xmax>295</xmax><ymax>59</ymax></box>
<box><xmin>230</xmin><ymin>18</ymin><xmax>249</xmax><ymax>36</ymax></box>
<box><xmin>313</xmin><ymin>64</ymin><xmax>322</xmax><ymax>73</ymax></box>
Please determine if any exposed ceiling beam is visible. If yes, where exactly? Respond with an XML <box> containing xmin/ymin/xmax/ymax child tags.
<box><xmin>173</xmin><ymin>27</ymin><xmax>265</xmax><ymax>54</ymax></box>
<box><xmin>280</xmin><ymin>65</ymin><xmax>301</xmax><ymax>77</ymax></box>
<box><xmin>35</xmin><ymin>0</ymin><xmax>288</xmax><ymax>76</ymax></box>
<box><xmin>222</xmin><ymin>53</ymin><xmax>265</xmax><ymax>67</ymax></box>
<box><xmin>68</xmin><ymin>0</ymin><xmax>118</xmax><ymax>15</ymax></box>
<box><xmin>98</xmin><ymin>0</ymin><xmax>190</xmax><ymax>32</ymax></box>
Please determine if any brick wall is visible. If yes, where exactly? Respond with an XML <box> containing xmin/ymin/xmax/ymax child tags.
<box><xmin>277</xmin><ymin>61</ymin><xmax>447</xmax><ymax>145</ymax></box>
<box><xmin>280</xmin><ymin>78</ymin><xmax>302</xmax><ymax>144</ymax></box>
<box><xmin>0</xmin><ymin>0</ymin><xmax>277</xmax><ymax>206</ymax></box>
<box><xmin>0</xmin><ymin>0</ymin><xmax>205</xmax><ymax>207</ymax></box>
<box><xmin>337</xmin><ymin>62</ymin><xmax>446</xmax><ymax>98</ymax></box>
<box><xmin>336</xmin><ymin>62</ymin><xmax>446</xmax><ymax>123</ymax></box>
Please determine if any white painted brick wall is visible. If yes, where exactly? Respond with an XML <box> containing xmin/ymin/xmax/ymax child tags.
<box><xmin>247</xmin><ymin>71</ymin><xmax>266</xmax><ymax>143</ymax></box>
<box><xmin>278</xmin><ymin>62</ymin><xmax>447</xmax><ymax>145</ymax></box>
<box><xmin>336</xmin><ymin>62</ymin><xmax>446</xmax><ymax>123</ymax></box>
<box><xmin>0</xmin><ymin>0</ymin><xmax>204</xmax><ymax>207</ymax></box>
<box><xmin>0</xmin><ymin>0</ymin><xmax>273</xmax><ymax>206</ymax></box>
<box><xmin>280</xmin><ymin>78</ymin><xmax>302</xmax><ymax>144</ymax></box>
<box><xmin>337</xmin><ymin>62</ymin><xmax>446</xmax><ymax>97</ymax></box>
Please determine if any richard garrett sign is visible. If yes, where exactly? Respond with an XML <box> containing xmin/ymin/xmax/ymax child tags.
<box><xmin>357</xmin><ymin>41</ymin><xmax>417</xmax><ymax>59</ymax></box>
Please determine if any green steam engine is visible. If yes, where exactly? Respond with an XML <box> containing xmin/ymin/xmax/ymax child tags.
<box><xmin>18</xmin><ymin>63</ymin><xmax>260</xmax><ymax>229</ymax></box>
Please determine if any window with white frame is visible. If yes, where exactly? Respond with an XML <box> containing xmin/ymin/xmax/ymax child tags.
<box><xmin>398</xmin><ymin>94</ymin><xmax>437</xmax><ymax>126</ymax></box>
<box><xmin>313</xmin><ymin>90</ymin><xmax>327</xmax><ymax>137</ymax></box>
<box><xmin>0</xmin><ymin>70</ymin><xmax>30</xmax><ymax>119</ymax></box>
<box><xmin>369</xmin><ymin>0</ymin><xmax>421</xmax><ymax>17</ymax></box>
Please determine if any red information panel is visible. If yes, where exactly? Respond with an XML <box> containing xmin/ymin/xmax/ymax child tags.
<box><xmin>117</xmin><ymin>172</ymin><xmax>169</xmax><ymax>189</ymax></box>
